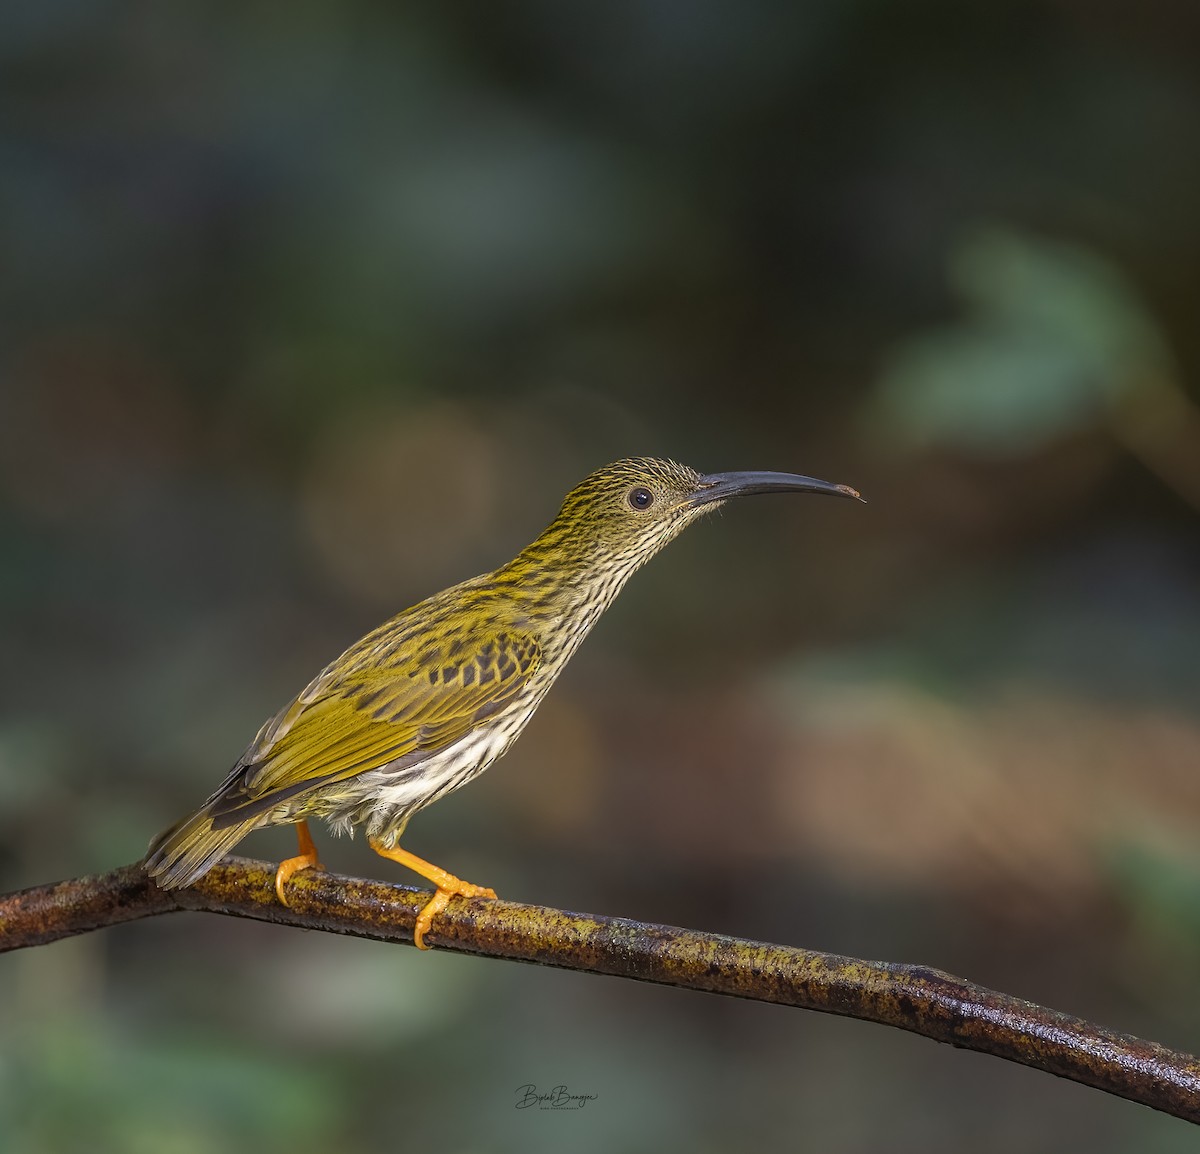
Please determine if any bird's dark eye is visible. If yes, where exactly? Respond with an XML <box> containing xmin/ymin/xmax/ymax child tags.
<box><xmin>628</xmin><ymin>486</ymin><xmax>654</xmax><ymax>510</ymax></box>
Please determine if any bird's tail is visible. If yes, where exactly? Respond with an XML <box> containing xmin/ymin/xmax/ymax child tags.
<box><xmin>143</xmin><ymin>807</ymin><xmax>253</xmax><ymax>890</ymax></box>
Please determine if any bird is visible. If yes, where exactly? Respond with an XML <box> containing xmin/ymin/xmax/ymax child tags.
<box><xmin>145</xmin><ymin>456</ymin><xmax>862</xmax><ymax>947</ymax></box>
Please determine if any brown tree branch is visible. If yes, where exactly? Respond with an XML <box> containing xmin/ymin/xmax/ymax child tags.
<box><xmin>2</xmin><ymin>857</ymin><xmax>1197</xmax><ymax>1123</ymax></box>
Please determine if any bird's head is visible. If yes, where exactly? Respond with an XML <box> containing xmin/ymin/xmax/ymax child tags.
<box><xmin>543</xmin><ymin>456</ymin><xmax>863</xmax><ymax>573</ymax></box>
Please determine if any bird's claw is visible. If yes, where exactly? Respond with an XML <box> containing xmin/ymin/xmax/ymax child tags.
<box><xmin>413</xmin><ymin>881</ymin><xmax>497</xmax><ymax>949</ymax></box>
<box><xmin>274</xmin><ymin>854</ymin><xmax>324</xmax><ymax>906</ymax></box>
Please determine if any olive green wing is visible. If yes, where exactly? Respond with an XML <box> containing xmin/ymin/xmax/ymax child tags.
<box><xmin>205</xmin><ymin>630</ymin><xmax>541</xmax><ymax>826</ymax></box>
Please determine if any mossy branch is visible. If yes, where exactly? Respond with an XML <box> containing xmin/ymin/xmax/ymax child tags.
<box><xmin>1</xmin><ymin>857</ymin><xmax>1197</xmax><ymax>1123</ymax></box>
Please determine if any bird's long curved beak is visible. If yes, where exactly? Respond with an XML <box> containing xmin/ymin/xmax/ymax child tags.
<box><xmin>689</xmin><ymin>470</ymin><xmax>864</xmax><ymax>507</ymax></box>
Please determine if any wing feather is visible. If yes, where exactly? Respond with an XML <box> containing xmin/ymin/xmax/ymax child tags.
<box><xmin>206</xmin><ymin>629</ymin><xmax>541</xmax><ymax>824</ymax></box>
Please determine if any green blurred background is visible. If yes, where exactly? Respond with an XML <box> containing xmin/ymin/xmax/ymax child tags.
<box><xmin>3</xmin><ymin>3</ymin><xmax>1200</xmax><ymax>1151</ymax></box>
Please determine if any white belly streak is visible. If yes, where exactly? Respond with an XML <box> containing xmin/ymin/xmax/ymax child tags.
<box><xmin>369</xmin><ymin>728</ymin><xmax>505</xmax><ymax>810</ymax></box>
<box><xmin>320</xmin><ymin>704</ymin><xmax>536</xmax><ymax>845</ymax></box>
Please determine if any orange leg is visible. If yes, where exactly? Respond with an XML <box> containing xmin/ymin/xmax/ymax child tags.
<box><xmin>274</xmin><ymin>820</ymin><xmax>324</xmax><ymax>905</ymax></box>
<box><xmin>368</xmin><ymin>836</ymin><xmax>497</xmax><ymax>950</ymax></box>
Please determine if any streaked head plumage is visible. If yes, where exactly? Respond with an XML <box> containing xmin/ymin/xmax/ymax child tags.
<box><xmin>550</xmin><ymin>457</ymin><xmax>715</xmax><ymax>560</ymax></box>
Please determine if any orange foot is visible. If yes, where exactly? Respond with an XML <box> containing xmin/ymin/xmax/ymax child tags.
<box><xmin>368</xmin><ymin>836</ymin><xmax>497</xmax><ymax>949</ymax></box>
<box><xmin>274</xmin><ymin>820</ymin><xmax>325</xmax><ymax>905</ymax></box>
